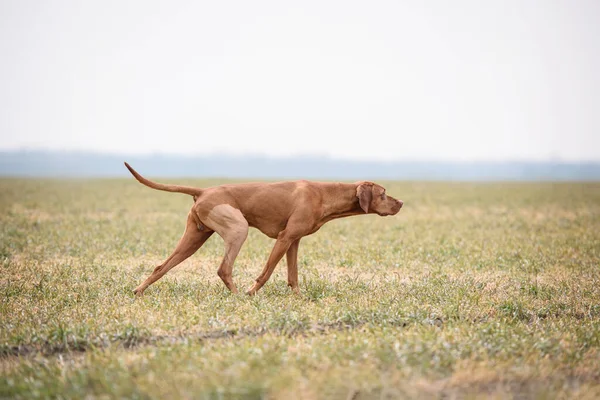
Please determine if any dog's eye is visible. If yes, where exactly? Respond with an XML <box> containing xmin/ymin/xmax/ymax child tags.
<box><xmin>381</xmin><ymin>193</ymin><xmax>386</xmax><ymax>200</ymax></box>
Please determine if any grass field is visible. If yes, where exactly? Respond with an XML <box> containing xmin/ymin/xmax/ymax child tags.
<box><xmin>1</xmin><ymin>178</ymin><xmax>599</xmax><ymax>399</ymax></box>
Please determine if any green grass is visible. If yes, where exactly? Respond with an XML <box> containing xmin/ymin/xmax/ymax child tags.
<box><xmin>1</xmin><ymin>178</ymin><xmax>599</xmax><ymax>399</ymax></box>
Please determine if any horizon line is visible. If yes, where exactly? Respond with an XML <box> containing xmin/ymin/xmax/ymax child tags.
<box><xmin>1</xmin><ymin>148</ymin><xmax>599</xmax><ymax>165</ymax></box>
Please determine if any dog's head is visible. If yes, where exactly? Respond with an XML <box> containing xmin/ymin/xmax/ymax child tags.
<box><xmin>356</xmin><ymin>182</ymin><xmax>403</xmax><ymax>216</ymax></box>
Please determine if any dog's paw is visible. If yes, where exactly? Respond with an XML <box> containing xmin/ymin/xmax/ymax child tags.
<box><xmin>246</xmin><ymin>281</ymin><xmax>264</xmax><ymax>295</ymax></box>
<box><xmin>133</xmin><ymin>288</ymin><xmax>144</xmax><ymax>297</ymax></box>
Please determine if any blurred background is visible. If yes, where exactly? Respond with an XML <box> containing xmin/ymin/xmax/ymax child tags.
<box><xmin>1</xmin><ymin>0</ymin><xmax>599</xmax><ymax>179</ymax></box>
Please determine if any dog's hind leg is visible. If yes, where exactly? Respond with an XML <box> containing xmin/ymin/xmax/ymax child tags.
<box><xmin>133</xmin><ymin>212</ymin><xmax>214</xmax><ymax>296</ymax></box>
<box><xmin>203</xmin><ymin>204</ymin><xmax>249</xmax><ymax>294</ymax></box>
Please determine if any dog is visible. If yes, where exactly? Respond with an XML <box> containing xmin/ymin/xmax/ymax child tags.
<box><xmin>124</xmin><ymin>162</ymin><xmax>403</xmax><ymax>295</ymax></box>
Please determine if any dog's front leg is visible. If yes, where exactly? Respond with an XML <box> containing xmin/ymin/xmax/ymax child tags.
<box><xmin>286</xmin><ymin>239</ymin><xmax>301</xmax><ymax>294</ymax></box>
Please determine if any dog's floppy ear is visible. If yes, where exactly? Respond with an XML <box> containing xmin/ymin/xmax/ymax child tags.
<box><xmin>356</xmin><ymin>183</ymin><xmax>373</xmax><ymax>213</ymax></box>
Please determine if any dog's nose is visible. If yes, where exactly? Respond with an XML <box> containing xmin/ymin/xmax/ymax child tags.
<box><xmin>398</xmin><ymin>200</ymin><xmax>403</xmax><ymax>208</ymax></box>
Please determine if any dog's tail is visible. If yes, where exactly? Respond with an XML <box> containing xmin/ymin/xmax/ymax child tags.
<box><xmin>124</xmin><ymin>162</ymin><xmax>202</xmax><ymax>198</ymax></box>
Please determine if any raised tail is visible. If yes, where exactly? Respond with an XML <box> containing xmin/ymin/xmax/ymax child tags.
<box><xmin>124</xmin><ymin>162</ymin><xmax>203</xmax><ymax>198</ymax></box>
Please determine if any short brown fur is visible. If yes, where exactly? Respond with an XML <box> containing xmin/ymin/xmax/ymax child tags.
<box><xmin>125</xmin><ymin>162</ymin><xmax>403</xmax><ymax>295</ymax></box>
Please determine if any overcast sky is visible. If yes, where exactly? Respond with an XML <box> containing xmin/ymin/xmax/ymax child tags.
<box><xmin>0</xmin><ymin>0</ymin><xmax>599</xmax><ymax>162</ymax></box>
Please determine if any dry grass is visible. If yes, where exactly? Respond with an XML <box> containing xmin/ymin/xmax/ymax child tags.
<box><xmin>1</xmin><ymin>178</ymin><xmax>599</xmax><ymax>399</ymax></box>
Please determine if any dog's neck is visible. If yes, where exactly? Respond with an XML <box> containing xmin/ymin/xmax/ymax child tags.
<box><xmin>321</xmin><ymin>183</ymin><xmax>363</xmax><ymax>221</ymax></box>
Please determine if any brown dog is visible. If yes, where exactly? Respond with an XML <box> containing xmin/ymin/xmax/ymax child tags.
<box><xmin>125</xmin><ymin>162</ymin><xmax>403</xmax><ymax>295</ymax></box>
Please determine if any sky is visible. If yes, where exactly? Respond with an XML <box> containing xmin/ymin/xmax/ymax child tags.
<box><xmin>0</xmin><ymin>0</ymin><xmax>599</xmax><ymax>162</ymax></box>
